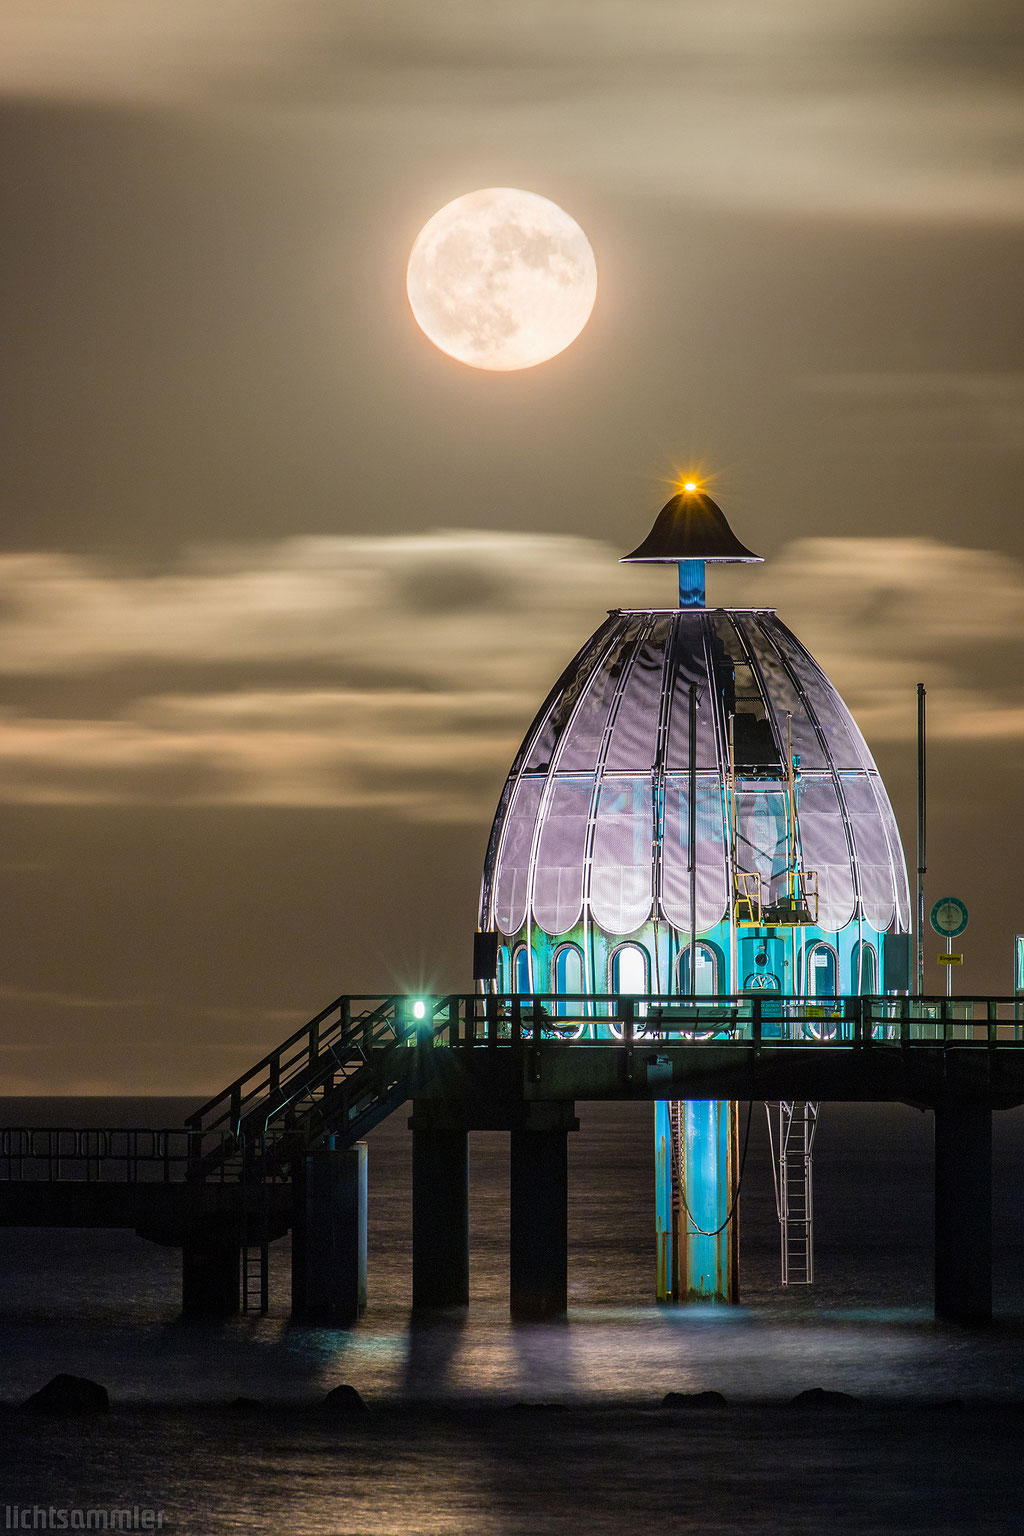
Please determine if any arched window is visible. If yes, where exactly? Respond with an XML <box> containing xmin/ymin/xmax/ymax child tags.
<box><xmin>513</xmin><ymin>944</ymin><xmax>534</xmax><ymax>995</ymax></box>
<box><xmin>497</xmin><ymin>945</ymin><xmax>510</xmax><ymax>994</ymax></box>
<box><xmin>611</xmin><ymin>942</ymin><xmax>648</xmax><ymax>994</ymax></box>
<box><xmin>852</xmin><ymin>941</ymin><xmax>878</xmax><ymax>995</ymax></box>
<box><xmin>553</xmin><ymin>943</ymin><xmax>584</xmax><ymax>1015</ymax></box>
<box><xmin>609</xmin><ymin>943</ymin><xmax>649</xmax><ymax>1036</ymax></box>
<box><xmin>807</xmin><ymin>942</ymin><xmax>838</xmax><ymax>997</ymax></box>
<box><xmin>552</xmin><ymin>943</ymin><xmax>588</xmax><ymax>1037</ymax></box>
<box><xmin>678</xmin><ymin>942</ymin><xmax>721</xmax><ymax>996</ymax></box>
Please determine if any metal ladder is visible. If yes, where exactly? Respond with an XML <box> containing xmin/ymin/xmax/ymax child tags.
<box><xmin>767</xmin><ymin>1101</ymin><xmax>818</xmax><ymax>1285</ymax></box>
<box><xmin>241</xmin><ymin>1242</ymin><xmax>269</xmax><ymax>1313</ymax></box>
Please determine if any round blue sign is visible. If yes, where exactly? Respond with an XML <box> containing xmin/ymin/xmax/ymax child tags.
<box><xmin>930</xmin><ymin>896</ymin><xmax>968</xmax><ymax>938</ymax></box>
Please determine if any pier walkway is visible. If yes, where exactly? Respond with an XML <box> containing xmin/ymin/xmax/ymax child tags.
<box><xmin>1</xmin><ymin>993</ymin><xmax>1020</xmax><ymax>1324</ymax></box>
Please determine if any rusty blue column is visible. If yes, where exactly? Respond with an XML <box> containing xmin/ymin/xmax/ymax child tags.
<box><xmin>655</xmin><ymin>1100</ymin><xmax>674</xmax><ymax>1299</ymax></box>
<box><xmin>655</xmin><ymin>1098</ymin><xmax>738</xmax><ymax>1302</ymax></box>
<box><xmin>681</xmin><ymin>1100</ymin><xmax>738</xmax><ymax>1301</ymax></box>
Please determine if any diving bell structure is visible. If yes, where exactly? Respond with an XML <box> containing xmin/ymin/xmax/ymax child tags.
<box><xmin>478</xmin><ymin>485</ymin><xmax>912</xmax><ymax>1302</ymax></box>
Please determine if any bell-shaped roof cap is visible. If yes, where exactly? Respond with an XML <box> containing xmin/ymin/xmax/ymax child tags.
<box><xmin>621</xmin><ymin>487</ymin><xmax>762</xmax><ymax>564</ymax></box>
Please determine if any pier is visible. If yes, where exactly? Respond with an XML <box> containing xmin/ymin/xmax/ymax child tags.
<box><xmin>1</xmin><ymin>990</ymin><xmax>1021</xmax><ymax>1326</ymax></box>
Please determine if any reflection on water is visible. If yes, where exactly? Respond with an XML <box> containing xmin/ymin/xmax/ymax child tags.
<box><xmin>2</xmin><ymin>1098</ymin><xmax>1024</xmax><ymax>1530</ymax></box>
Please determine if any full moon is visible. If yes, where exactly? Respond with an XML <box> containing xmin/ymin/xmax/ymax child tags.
<box><xmin>406</xmin><ymin>188</ymin><xmax>597</xmax><ymax>371</ymax></box>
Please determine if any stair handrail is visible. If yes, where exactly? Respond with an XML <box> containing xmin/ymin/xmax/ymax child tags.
<box><xmin>185</xmin><ymin>992</ymin><xmax>463</xmax><ymax>1152</ymax></box>
<box><xmin>185</xmin><ymin>993</ymin><xmax>401</xmax><ymax>1137</ymax></box>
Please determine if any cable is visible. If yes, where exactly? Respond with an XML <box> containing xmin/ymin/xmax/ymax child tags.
<box><xmin>676</xmin><ymin>1097</ymin><xmax>755</xmax><ymax>1238</ymax></box>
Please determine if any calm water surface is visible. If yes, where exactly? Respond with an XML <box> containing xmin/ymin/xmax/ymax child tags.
<box><xmin>2</xmin><ymin>1097</ymin><xmax>1024</xmax><ymax>1533</ymax></box>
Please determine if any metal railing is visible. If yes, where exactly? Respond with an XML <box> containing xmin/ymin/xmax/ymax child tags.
<box><xmin>0</xmin><ymin>1127</ymin><xmax>194</xmax><ymax>1182</ymax></box>
<box><xmin>185</xmin><ymin>992</ymin><xmax>1024</xmax><ymax>1137</ymax></box>
<box><xmin>5</xmin><ymin>994</ymin><xmax>1021</xmax><ymax>1185</ymax></box>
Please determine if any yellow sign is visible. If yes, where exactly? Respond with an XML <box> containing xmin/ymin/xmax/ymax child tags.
<box><xmin>937</xmin><ymin>953</ymin><xmax>963</xmax><ymax>965</ymax></box>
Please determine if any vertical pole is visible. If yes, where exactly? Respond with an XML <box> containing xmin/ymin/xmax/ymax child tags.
<box><xmin>917</xmin><ymin>683</ymin><xmax>927</xmax><ymax>997</ymax></box>
<box><xmin>688</xmin><ymin>683</ymin><xmax>697</xmax><ymax>993</ymax></box>
<box><xmin>654</xmin><ymin>1100</ymin><xmax>673</xmax><ymax>1299</ymax></box>
<box><xmin>946</xmin><ymin>936</ymin><xmax>952</xmax><ymax>1001</ymax></box>
<box><xmin>727</xmin><ymin>713</ymin><xmax>738</xmax><ymax>995</ymax></box>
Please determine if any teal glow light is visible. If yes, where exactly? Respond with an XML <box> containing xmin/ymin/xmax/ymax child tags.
<box><xmin>412</xmin><ymin>999</ymin><xmax>427</xmax><ymax>1021</ymax></box>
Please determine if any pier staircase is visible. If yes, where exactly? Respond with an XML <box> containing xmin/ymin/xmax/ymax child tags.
<box><xmin>185</xmin><ymin>994</ymin><xmax>453</xmax><ymax>1184</ymax></box>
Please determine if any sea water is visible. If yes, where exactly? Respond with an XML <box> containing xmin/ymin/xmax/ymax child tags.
<box><xmin>2</xmin><ymin>1098</ymin><xmax>1024</xmax><ymax>1534</ymax></box>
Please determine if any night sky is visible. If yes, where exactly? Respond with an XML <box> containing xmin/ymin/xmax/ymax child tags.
<box><xmin>1</xmin><ymin>2</ymin><xmax>1022</xmax><ymax>1092</ymax></box>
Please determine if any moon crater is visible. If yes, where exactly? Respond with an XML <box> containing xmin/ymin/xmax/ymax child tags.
<box><xmin>407</xmin><ymin>188</ymin><xmax>597</xmax><ymax>371</ymax></box>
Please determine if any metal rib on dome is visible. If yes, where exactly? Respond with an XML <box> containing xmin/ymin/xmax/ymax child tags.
<box><xmin>481</xmin><ymin>608</ymin><xmax>911</xmax><ymax>940</ymax></box>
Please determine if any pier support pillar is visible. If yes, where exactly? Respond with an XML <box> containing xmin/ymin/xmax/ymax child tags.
<box><xmin>656</xmin><ymin>1099</ymin><xmax>739</xmax><ymax>1304</ymax></box>
<box><xmin>182</xmin><ymin>1215</ymin><xmax>240</xmax><ymax>1318</ymax></box>
<box><xmin>410</xmin><ymin>1108</ymin><xmax>469</xmax><ymax>1309</ymax></box>
<box><xmin>934</xmin><ymin>1103</ymin><xmax>992</xmax><ymax>1323</ymax></box>
<box><xmin>291</xmin><ymin>1142</ymin><xmax>367</xmax><ymax>1325</ymax></box>
<box><xmin>509</xmin><ymin>1104</ymin><xmax>579</xmax><ymax>1320</ymax></box>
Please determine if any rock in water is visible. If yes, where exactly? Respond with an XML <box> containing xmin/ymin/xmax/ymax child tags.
<box><xmin>661</xmin><ymin>1390</ymin><xmax>729</xmax><ymax>1409</ymax></box>
<box><xmin>23</xmin><ymin>1375</ymin><xmax>109</xmax><ymax>1415</ymax></box>
<box><xmin>789</xmin><ymin>1387</ymin><xmax>860</xmax><ymax>1409</ymax></box>
<box><xmin>323</xmin><ymin>1384</ymin><xmax>368</xmax><ymax>1414</ymax></box>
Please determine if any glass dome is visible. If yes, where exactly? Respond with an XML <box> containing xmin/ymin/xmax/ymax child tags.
<box><xmin>479</xmin><ymin>607</ymin><xmax>911</xmax><ymax>941</ymax></box>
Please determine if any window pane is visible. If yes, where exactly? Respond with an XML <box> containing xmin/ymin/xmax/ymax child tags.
<box><xmin>492</xmin><ymin>776</ymin><xmax>544</xmax><ymax>936</ymax></box>
<box><xmin>533</xmin><ymin>776</ymin><xmax>593</xmax><ymax>936</ymax></box>
<box><xmin>612</xmin><ymin>944</ymin><xmax>648</xmax><ymax>992</ymax></box>
<box><xmin>590</xmin><ymin>776</ymin><xmax>654</xmax><ymax>934</ymax></box>
<box><xmin>809</xmin><ymin>944</ymin><xmax>837</xmax><ymax>996</ymax></box>
<box><xmin>554</xmin><ymin>946</ymin><xmax>584</xmax><ymax>1015</ymax></box>
<box><xmin>660</xmin><ymin>774</ymin><xmax>729</xmax><ymax>932</ymax></box>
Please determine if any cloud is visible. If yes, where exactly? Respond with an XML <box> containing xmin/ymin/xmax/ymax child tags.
<box><xmin>720</xmin><ymin>535</ymin><xmax>1024</xmax><ymax>745</ymax></box>
<box><xmin>802</xmin><ymin>373</ymin><xmax>1024</xmax><ymax>452</ymax></box>
<box><xmin>0</xmin><ymin>532</ymin><xmax>660</xmax><ymax>816</ymax></box>
<box><xmin>1</xmin><ymin>1</ymin><xmax>1022</xmax><ymax>221</ymax></box>
<box><xmin>0</xmin><ymin>530</ymin><xmax>1022</xmax><ymax>817</ymax></box>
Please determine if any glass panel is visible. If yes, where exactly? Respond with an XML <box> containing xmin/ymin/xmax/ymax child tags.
<box><xmin>665</xmin><ymin>614</ymin><xmax>719</xmax><ymax>772</ymax></box>
<box><xmin>795</xmin><ymin>776</ymin><xmax>856</xmax><ymax>931</ymax></box>
<box><xmin>768</xmin><ymin>619</ymin><xmax>874</xmax><ymax>773</ymax></box>
<box><xmin>841</xmin><ymin>775</ymin><xmax>896</xmax><ymax>932</ymax></box>
<box><xmin>532</xmin><ymin>776</ymin><xmax>593</xmax><ymax>936</ymax></box>
<box><xmin>604</xmin><ymin>621</ymin><xmax>671</xmax><ymax>770</ymax></box>
<box><xmin>492</xmin><ymin>776</ymin><xmax>544</xmax><ymax>936</ymax></box>
<box><xmin>871</xmin><ymin>776</ymin><xmax>912</xmax><ymax>932</ymax></box>
<box><xmin>524</xmin><ymin>617</ymin><xmax>619</xmax><ymax>773</ymax></box>
<box><xmin>736</xmin><ymin>783</ymin><xmax>790</xmax><ymax>906</ymax></box>
<box><xmin>553</xmin><ymin>945</ymin><xmax>584</xmax><ymax>1015</ymax></box>
<box><xmin>679</xmin><ymin>942</ymin><xmax>719</xmax><ymax>995</ymax></box>
<box><xmin>514</xmin><ymin>946</ymin><xmax>533</xmax><ymax>993</ymax></box>
<box><xmin>744</xmin><ymin>617</ymin><xmax>828</xmax><ymax>771</ymax></box>
<box><xmin>660</xmin><ymin>774</ymin><xmax>729</xmax><ymax>932</ymax></box>
<box><xmin>611</xmin><ymin>943</ymin><xmax>648</xmax><ymax>992</ymax></box>
<box><xmin>853</xmin><ymin>942</ymin><xmax>878</xmax><ymax>993</ymax></box>
<box><xmin>808</xmin><ymin>944</ymin><xmax>837</xmax><ymax>997</ymax></box>
<box><xmin>497</xmin><ymin>945</ymin><xmax>510</xmax><ymax>993</ymax></box>
<box><xmin>558</xmin><ymin>616</ymin><xmax>646</xmax><ymax>772</ymax></box>
<box><xmin>589</xmin><ymin>775</ymin><xmax>654</xmax><ymax>934</ymax></box>
<box><xmin>705</xmin><ymin>616</ymin><xmax>782</xmax><ymax>774</ymax></box>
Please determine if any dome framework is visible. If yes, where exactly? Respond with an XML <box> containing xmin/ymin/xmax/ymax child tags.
<box><xmin>481</xmin><ymin>607</ymin><xmax>910</xmax><ymax>959</ymax></box>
